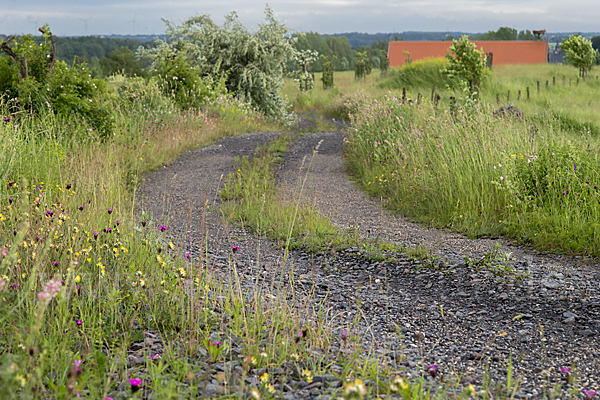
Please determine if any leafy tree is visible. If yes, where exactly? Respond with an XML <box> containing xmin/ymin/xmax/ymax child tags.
<box><xmin>474</xmin><ymin>27</ymin><xmax>517</xmax><ymax>41</ymax></box>
<box><xmin>592</xmin><ymin>36</ymin><xmax>600</xmax><ymax>51</ymax></box>
<box><xmin>518</xmin><ymin>30</ymin><xmax>535</xmax><ymax>41</ymax></box>
<box><xmin>99</xmin><ymin>47</ymin><xmax>146</xmax><ymax>77</ymax></box>
<box><xmin>441</xmin><ymin>35</ymin><xmax>487</xmax><ymax>96</ymax></box>
<box><xmin>292</xmin><ymin>49</ymin><xmax>318</xmax><ymax>92</ymax></box>
<box><xmin>139</xmin><ymin>7</ymin><xmax>294</xmax><ymax>118</ymax></box>
<box><xmin>561</xmin><ymin>34</ymin><xmax>595</xmax><ymax>77</ymax></box>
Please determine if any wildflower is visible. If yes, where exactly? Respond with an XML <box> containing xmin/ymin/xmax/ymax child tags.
<box><xmin>46</xmin><ymin>211</ymin><xmax>54</xmax><ymax>217</ymax></box>
<box><xmin>343</xmin><ymin>379</ymin><xmax>367</xmax><ymax>399</ymax></box>
<box><xmin>3</xmin><ymin>117</ymin><xmax>10</xmax><ymax>122</ymax></box>
<box><xmin>128</xmin><ymin>378</ymin><xmax>142</xmax><ymax>393</ymax></box>
<box><xmin>341</xmin><ymin>329</ymin><xmax>347</xmax><ymax>342</ymax></box>
<box><xmin>184</xmin><ymin>253</ymin><xmax>191</xmax><ymax>260</ymax></box>
<box><xmin>8</xmin><ymin>198</ymin><xmax>12</xmax><ymax>204</ymax></box>
<box><xmin>301</xmin><ymin>369</ymin><xmax>313</xmax><ymax>383</ymax></box>
<box><xmin>389</xmin><ymin>376</ymin><xmax>409</xmax><ymax>394</ymax></box>
<box><xmin>76</xmin><ymin>320</ymin><xmax>83</xmax><ymax>325</ymax></box>
<box><xmin>265</xmin><ymin>383</ymin><xmax>276</xmax><ymax>394</ymax></box>
<box><xmin>79</xmin><ymin>205</ymin><xmax>84</xmax><ymax>211</ymax></box>
<box><xmin>38</xmin><ymin>279</ymin><xmax>61</xmax><ymax>302</ymax></box>
<box><xmin>231</xmin><ymin>245</ymin><xmax>239</xmax><ymax>254</ymax></box>
<box><xmin>260</xmin><ymin>373</ymin><xmax>270</xmax><ymax>383</ymax></box>
<box><xmin>584</xmin><ymin>390</ymin><xmax>597</xmax><ymax>400</ymax></box>
<box><xmin>93</xmin><ymin>232</ymin><xmax>99</xmax><ymax>239</ymax></box>
<box><xmin>158</xmin><ymin>225</ymin><xmax>169</xmax><ymax>232</ymax></box>
<box><xmin>66</xmin><ymin>183</ymin><xmax>72</xmax><ymax>190</ymax></box>
<box><xmin>560</xmin><ymin>366</ymin><xmax>573</xmax><ymax>383</ymax></box>
<box><xmin>427</xmin><ymin>365</ymin><xmax>438</xmax><ymax>378</ymax></box>
<box><xmin>53</xmin><ymin>261</ymin><xmax>60</xmax><ymax>266</ymax></box>
<box><xmin>150</xmin><ymin>354</ymin><xmax>161</xmax><ymax>360</ymax></box>
<box><xmin>108</xmin><ymin>209</ymin><xmax>113</xmax><ymax>214</ymax></box>
<box><xmin>250</xmin><ymin>388</ymin><xmax>261</xmax><ymax>400</ymax></box>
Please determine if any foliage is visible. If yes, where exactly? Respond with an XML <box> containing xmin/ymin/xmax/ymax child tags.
<box><xmin>139</xmin><ymin>6</ymin><xmax>294</xmax><ymax>119</ymax></box>
<box><xmin>152</xmin><ymin>51</ymin><xmax>226</xmax><ymax>110</ymax></box>
<box><xmin>354</xmin><ymin>52</ymin><xmax>371</xmax><ymax>80</ymax></box>
<box><xmin>518</xmin><ymin>30</ymin><xmax>535</xmax><ymax>41</ymax></box>
<box><xmin>441</xmin><ymin>35</ymin><xmax>487</xmax><ymax>96</ymax></box>
<box><xmin>379</xmin><ymin>50</ymin><xmax>389</xmax><ymax>76</ymax></box>
<box><xmin>99</xmin><ymin>47</ymin><xmax>146</xmax><ymax>78</ymax></box>
<box><xmin>473</xmin><ymin>27</ymin><xmax>517</xmax><ymax>41</ymax></box>
<box><xmin>383</xmin><ymin>58</ymin><xmax>450</xmax><ymax>89</ymax></box>
<box><xmin>0</xmin><ymin>28</ymin><xmax>113</xmax><ymax>135</ymax></box>
<box><xmin>292</xmin><ymin>49</ymin><xmax>319</xmax><ymax>92</ymax></box>
<box><xmin>320</xmin><ymin>55</ymin><xmax>335</xmax><ymax>89</ymax></box>
<box><xmin>560</xmin><ymin>34</ymin><xmax>596</xmax><ymax>77</ymax></box>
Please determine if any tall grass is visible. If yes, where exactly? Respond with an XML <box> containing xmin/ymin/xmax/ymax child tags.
<box><xmin>344</xmin><ymin>89</ymin><xmax>600</xmax><ymax>255</ymax></box>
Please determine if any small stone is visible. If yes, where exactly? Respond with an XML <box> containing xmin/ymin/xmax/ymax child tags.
<box><xmin>542</xmin><ymin>280</ymin><xmax>560</xmax><ymax>289</ymax></box>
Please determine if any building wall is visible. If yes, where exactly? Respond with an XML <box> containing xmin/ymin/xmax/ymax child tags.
<box><xmin>388</xmin><ymin>41</ymin><xmax>548</xmax><ymax>67</ymax></box>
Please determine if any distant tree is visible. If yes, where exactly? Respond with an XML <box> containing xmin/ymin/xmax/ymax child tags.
<box><xmin>518</xmin><ymin>30</ymin><xmax>535</xmax><ymax>40</ymax></box>
<box><xmin>441</xmin><ymin>35</ymin><xmax>487</xmax><ymax>96</ymax></box>
<box><xmin>591</xmin><ymin>36</ymin><xmax>600</xmax><ymax>52</ymax></box>
<box><xmin>474</xmin><ymin>27</ymin><xmax>517</xmax><ymax>41</ymax></box>
<box><xmin>561</xmin><ymin>34</ymin><xmax>595</xmax><ymax>77</ymax></box>
<box><xmin>99</xmin><ymin>47</ymin><xmax>146</xmax><ymax>77</ymax></box>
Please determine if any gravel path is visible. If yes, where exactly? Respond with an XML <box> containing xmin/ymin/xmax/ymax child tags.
<box><xmin>138</xmin><ymin>126</ymin><xmax>600</xmax><ymax>399</ymax></box>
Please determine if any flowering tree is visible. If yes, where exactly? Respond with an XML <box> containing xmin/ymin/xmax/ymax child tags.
<box><xmin>292</xmin><ymin>49</ymin><xmax>318</xmax><ymax>92</ymax></box>
<box><xmin>138</xmin><ymin>7</ymin><xmax>295</xmax><ymax>118</ymax></box>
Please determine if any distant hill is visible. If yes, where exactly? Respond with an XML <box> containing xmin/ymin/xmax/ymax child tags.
<box><xmin>330</xmin><ymin>32</ymin><xmax>470</xmax><ymax>47</ymax></box>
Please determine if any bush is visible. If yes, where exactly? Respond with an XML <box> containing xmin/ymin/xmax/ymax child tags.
<box><xmin>382</xmin><ymin>58</ymin><xmax>450</xmax><ymax>89</ymax></box>
<box><xmin>0</xmin><ymin>28</ymin><xmax>113</xmax><ymax>135</ymax></box>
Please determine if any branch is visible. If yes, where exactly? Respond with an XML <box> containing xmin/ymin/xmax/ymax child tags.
<box><xmin>38</xmin><ymin>27</ymin><xmax>56</xmax><ymax>73</ymax></box>
<box><xmin>0</xmin><ymin>35</ymin><xmax>28</xmax><ymax>81</ymax></box>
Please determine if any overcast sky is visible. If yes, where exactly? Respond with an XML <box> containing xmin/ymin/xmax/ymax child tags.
<box><xmin>1</xmin><ymin>0</ymin><xmax>598</xmax><ymax>37</ymax></box>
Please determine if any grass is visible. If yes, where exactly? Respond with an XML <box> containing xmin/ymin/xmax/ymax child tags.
<box><xmin>340</xmin><ymin>62</ymin><xmax>600</xmax><ymax>256</ymax></box>
<box><xmin>1</xmin><ymin>62</ymin><xmax>593</xmax><ymax>399</ymax></box>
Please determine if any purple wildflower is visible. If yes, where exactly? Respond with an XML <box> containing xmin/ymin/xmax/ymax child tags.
<box><xmin>427</xmin><ymin>365</ymin><xmax>438</xmax><ymax>378</ymax></box>
<box><xmin>158</xmin><ymin>225</ymin><xmax>169</xmax><ymax>232</ymax></box>
<box><xmin>231</xmin><ymin>245</ymin><xmax>240</xmax><ymax>254</ymax></box>
<box><xmin>128</xmin><ymin>378</ymin><xmax>142</xmax><ymax>393</ymax></box>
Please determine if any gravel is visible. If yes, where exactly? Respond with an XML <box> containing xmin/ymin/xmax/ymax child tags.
<box><xmin>137</xmin><ymin>124</ymin><xmax>600</xmax><ymax>398</ymax></box>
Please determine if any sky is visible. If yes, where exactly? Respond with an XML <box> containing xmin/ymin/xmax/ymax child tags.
<box><xmin>1</xmin><ymin>0</ymin><xmax>599</xmax><ymax>37</ymax></box>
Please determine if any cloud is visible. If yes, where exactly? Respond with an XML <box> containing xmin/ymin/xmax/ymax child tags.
<box><xmin>1</xmin><ymin>0</ymin><xmax>599</xmax><ymax>36</ymax></box>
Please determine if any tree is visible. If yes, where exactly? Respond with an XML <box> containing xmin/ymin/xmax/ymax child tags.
<box><xmin>441</xmin><ymin>35</ymin><xmax>487</xmax><ymax>96</ymax></box>
<box><xmin>561</xmin><ymin>34</ymin><xmax>595</xmax><ymax>77</ymax></box>
<box><xmin>518</xmin><ymin>30</ymin><xmax>535</xmax><ymax>41</ymax></box>
<box><xmin>99</xmin><ymin>47</ymin><xmax>146</xmax><ymax>77</ymax></box>
<box><xmin>474</xmin><ymin>27</ymin><xmax>517</xmax><ymax>41</ymax></box>
<box><xmin>138</xmin><ymin>7</ymin><xmax>294</xmax><ymax>118</ymax></box>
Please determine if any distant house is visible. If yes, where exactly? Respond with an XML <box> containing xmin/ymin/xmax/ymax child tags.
<box><xmin>548</xmin><ymin>44</ymin><xmax>566</xmax><ymax>64</ymax></box>
<box><xmin>388</xmin><ymin>41</ymin><xmax>548</xmax><ymax>67</ymax></box>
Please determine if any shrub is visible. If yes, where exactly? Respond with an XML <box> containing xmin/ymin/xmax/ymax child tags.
<box><xmin>383</xmin><ymin>58</ymin><xmax>450</xmax><ymax>89</ymax></box>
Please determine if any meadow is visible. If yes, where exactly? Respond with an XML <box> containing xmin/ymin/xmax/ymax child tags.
<box><xmin>1</xmin><ymin>55</ymin><xmax>600</xmax><ymax>399</ymax></box>
<box><xmin>290</xmin><ymin>62</ymin><xmax>600</xmax><ymax>256</ymax></box>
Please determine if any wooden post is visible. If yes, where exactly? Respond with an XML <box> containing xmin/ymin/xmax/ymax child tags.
<box><xmin>563</xmin><ymin>75</ymin><xmax>566</xmax><ymax>85</ymax></box>
<box><xmin>518</xmin><ymin>90</ymin><xmax>521</xmax><ymax>100</ymax></box>
<box><xmin>527</xmin><ymin>87</ymin><xmax>530</xmax><ymax>100</ymax></box>
<box><xmin>537</xmin><ymin>81</ymin><xmax>540</xmax><ymax>95</ymax></box>
<box><xmin>496</xmin><ymin>93</ymin><xmax>500</xmax><ymax>105</ymax></box>
<box><xmin>553</xmin><ymin>76</ymin><xmax>556</xmax><ymax>85</ymax></box>
<box><xmin>402</xmin><ymin>87</ymin><xmax>406</xmax><ymax>101</ymax></box>
<box><xmin>507</xmin><ymin>90</ymin><xmax>510</xmax><ymax>102</ymax></box>
<box><xmin>431</xmin><ymin>85</ymin><xmax>435</xmax><ymax>101</ymax></box>
<box><xmin>546</xmin><ymin>80</ymin><xmax>549</xmax><ymax>90</ymax></box>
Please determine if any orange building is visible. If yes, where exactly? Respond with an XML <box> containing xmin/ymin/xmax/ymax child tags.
<box><xmin>388</xmin><ymin>41</ymin><xmax>548</xmax><ymax>67</ymax></box>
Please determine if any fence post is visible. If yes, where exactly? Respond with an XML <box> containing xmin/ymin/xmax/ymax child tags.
<box><xmin>402</xmin><ymin>87</ymin><xmax>406</xmax><ymax>101</ymax></box>
<box><xmin>527</xmin><ymin>87</ymin><xmax>530</xmax><ymax>100</ymax></box>
<box><xmin>431</xmin><ymin>85</ymin><xmax>435</xmax><ymax>101</ymax></box>
<box><xmin>507</xmin><ymin>90</ymin><xmax>510</xmax><ymax>102</ymax></box>
<box><xmin>546</xmin><ymin>80</ymin><xmax>549</xmax><ymax>90</ymax></box>
<box><xmin>563</xmin><ymin>75</ymin><xmax>566</xmax><ymax>85</ymax></box>
<box><xmin>553</xmin><ymin>76</ymin><xmax>556</xmax><ymax>85</ymax></box>
<box><xmin>518</xmin><ymin>90</ymin><xmax>521</xmax><ymax>100</ymax></box>
<box><xmin>537</xmin><ymin>81</ymin><xmax>540</xmax><ymax>95</ymax></box>
<box><xmin>496</xmin><ymin>94</ymin><xmax>500</xmax><ymax>105</ymax></box>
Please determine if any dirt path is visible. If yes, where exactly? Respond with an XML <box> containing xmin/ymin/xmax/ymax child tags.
<box><xmin>138</xmin><ymin>124</ymin><xmax>600</xmax><ymax>398</ymax></box>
